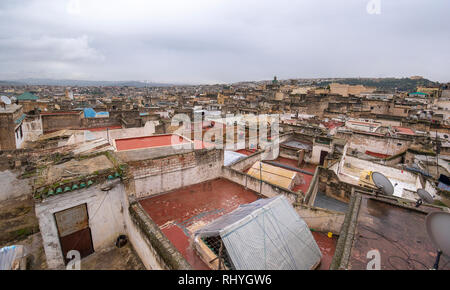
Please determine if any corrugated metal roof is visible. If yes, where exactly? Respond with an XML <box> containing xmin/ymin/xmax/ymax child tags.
<box><xmin>195</xmin><ymin>196</ymin><xmax>322</xmax><ymax>270</ymax></box>
<box><xmin>224</xmin><ymin>150</ymin><xmax>247</xmax><ymax>166</ymax></box>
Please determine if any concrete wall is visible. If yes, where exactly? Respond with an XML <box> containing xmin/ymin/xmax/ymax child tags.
<box><xmin>0</xmin><ymin>105</ymin><xmax>24</xmax><ymax>150</ymax></box>
<box><xmin>42</xmin><ymin>112</ymin><xmax>82</xmax><ymax>133</ymax></box>
<box><xmin>342</xmin><ymin>155</ymin><xmax>417</xmax><ymax>183</ymax></box>
<box><xmin>130</xmin><ymin>149</ymin><xmax>224</xmax><ymax>198</ymax></box>
<box><xmin>295</xmin><ymin>205</ymin><xmax>345</xmax><ymax>235</ymax></box>
<box><xmin>35</xmin><ymin>181</ymin><xmax>128</xmax><ymax>269</ymax></box>
<box><xmin>311</xmin><ymin>143</ymin><xmax>332</xmax><ymax>164</ymax></box>
<box><xmin>100</xmin><ymin>121</ymin><xmax>158</xmax><ymax>142</ymax></box>
<box><xmin>23</xmin><ymin>114</ymin><xmax>43</xmax><ymax>142</ymax></box>
<box><xmin>124</xmin><ymin>203</ymin><xmax>167</xmax><ymax>270</ymax></box>
<box><xmin>81</xmin><ymin>116</ymin><xmax>121</xmax><ymax>129</ymax></box>
<box><xmin>14</xmin><ymin>123</ymin><xmax>25</xmax><ymax>149</ymax></box>
<box><xmin>0</xmin><ymin>170</ymin><xmax>32</xmax><ymax>202</ymax></box>
<box><xmin>337</xmin><ymin>131</ymin><xmax>412</xmax><ymax>157</ymax></box>
<box><xmin>125</xmin><ymin>202</ymin><xmax>191</xmax><ymax>270</ymax></box>
<box><xmin>230</xmin><ymin>150</ymin><xmax>264</xmax><ymax>171</ymax></box>
<box><xmin>318</xmin><ymin>167</ymin><xmax>353</xmax><ymax>203</ymax></box>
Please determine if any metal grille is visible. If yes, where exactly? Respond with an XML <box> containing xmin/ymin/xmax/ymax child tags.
<box><xmin>202</xmin><ymin>236</ymin><xmax>234</xmax><ymax>270</ymax></box>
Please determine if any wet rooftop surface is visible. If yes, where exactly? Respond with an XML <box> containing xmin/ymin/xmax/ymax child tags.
<box><xmin>349</xmin><ymin>196</ymin><xmax>450</xmax><ymax>270</ymax></box>
<box><xmin>314</xmin><ymin>192</ymin><xmax>349</xmax><ymax>213</ymax></box>
<box><xmin>139</xmin><ymin>178</ymin><xmax>260</xmax><ymax>270</ymax></box>
<box><xmin>274</xmin><ymin>157</ymin><xmax>317</xmax><ymax>174</ymax></box>
<box><xmin>271</xmin><ymin>157</ymin><xmax>316</xmax><ymax>193</ymax></box>
<box><xmin>312</xmin><ymin>231</ymin><xmax>338</xmax><ymax>270</ymax></box>
<box><xmin>115</xmin><ymin>134</ymin><xmax>189</xmax><ymax>151</ymax></box>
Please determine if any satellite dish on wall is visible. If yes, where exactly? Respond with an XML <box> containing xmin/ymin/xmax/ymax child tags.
<box><xmin>426</xmin><ymin>211</ymin><xmax>450</xmax><ymax>269</ymax></box>
<box><xmin>372</xmin><ymin>172</ymin><xmax>394</xmax><ymax>196</ymax></box>
<box><xmin>416</xmin><ymin>189</ymin><xmax>434</xmax><ymax>207</ymax></box>
<box><xmin>1</xmin><ymin>95</ymin><xmax>12</xmax><ymax>105</ymax></box>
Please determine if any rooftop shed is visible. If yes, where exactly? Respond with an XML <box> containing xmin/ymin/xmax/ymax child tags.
<box><xmin>247</xmin><ymin>161</ymin><xmax>303</xmax><ymax>190</ymax></box>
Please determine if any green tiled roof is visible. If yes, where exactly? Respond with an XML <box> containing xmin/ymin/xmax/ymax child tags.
<box><xmin>17</xmin><ymin>92</ymin><xmax>38</xmax><ymax>101</ymax></box>
<box><xmin>409</xmin><ymin>92</ymin><xmax>428</xmax><ymax>96</ymax></box>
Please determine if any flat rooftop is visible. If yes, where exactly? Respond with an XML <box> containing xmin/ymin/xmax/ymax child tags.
<box><xmin>139</xmin><ymin>178</ymin><xmax>260</xmax><ymax>269</ymax></box>
<box><xmin>348</xmin><ymin>196</ymin><xmax>450</xmax><ymax>270</ymax></box>
<box><xmin>266</xmin><ymin>157</ymin><xmax>316</xmax><ymax>193</ymax></box>
<box><xmin>312</xmin><ymin>231</ymin><xmax>338</xmax><ymax>270</ymax></box>
<box><xmin>314</xmin><ymin>192</ymin><xmax>349</xmax><ymax>213</ymax></box>
<box><xmin>115</xmin><ymin>134</ymin><xmax>190</xmax><ymax>151</ymax></box>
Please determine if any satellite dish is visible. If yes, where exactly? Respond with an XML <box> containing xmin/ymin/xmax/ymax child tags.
<box><xmin>372</xmin><ymin>172</ymin><xmax>394</xmax><ymax>196</ymax></box>
<box><xmin>426</xmin><ymin>212</ymin><xmax>450</xmax><ymax>269</ymax></box>
<box><xmin>1</xmin><ymin>95</ymin><xmax>11</xmax><ymax>105</ymax></box>
<box><xmin>417</xmin><ymin>189</ymin><xmax>434</xmax><ymax>204</ymax></box>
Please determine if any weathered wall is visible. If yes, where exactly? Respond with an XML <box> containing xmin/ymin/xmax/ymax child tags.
<box><xmin>0</xmin><ymin>170</ymin><xmax>32</xmax><ymax>202</ymax></box>
<box><xmin>129</xmin><ymin>149</ymin><xmax>224</xmax><ymax>198</ymax></box>
<box><xmin>295</xmin><ymin>205</ymin><xmax>345</xmax><ymax>235</ymax></box>
<box><xmin>0</xmin><ymin>105</ymin><xmax>24</xmax><ymax>150</ymax></box>
<box><xmin>337</xmin><ymin>131</ymin><xmax>412</xmax><ymax>157</ymax></box>
<box><xmin>81</xmin><ymin>117</ymin><xmax>121</xmax><ymax>129</ymax></box>
<box><xmin>35</xmin><ymin>181</ymin><xmax>128</xmax><ymax>269</ymax></box>
<box><xmin>318</xmin><ymin>167</ymin><xmax>353</xmax><ymax>203</ymax></box>
<box><xmin>125</xmin><ymin>202</ymin><xmax>191</xmax><ymax>270</ymax></box>
<box><xmin>342</xmin><ymin>155</ymin><xmax>417</xmax><ymax>183</ymax></box>
<box><xmin>310</xmin><ymin>143</ymin><xmax>332</xmax><ymax>164</ymax></box>
<box><xmin>42</xmin><ymin>112</ymin><xmax>82</xmax><ymax>133</ymax></box>
<box><xmin>23</xmin><ymin>114</ymin><xmax>43</xmax><ymax>142</ymax></box>
<box><xmin>230</xmin><ymin>150</ymin><xmax>263</xmax><ymax>171</ymax></box>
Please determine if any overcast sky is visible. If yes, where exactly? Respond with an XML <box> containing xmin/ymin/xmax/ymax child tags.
<box><xmin>0</xmin><ymin>0</ymin><xmax>449</xmax><ymax>84</ymax></box>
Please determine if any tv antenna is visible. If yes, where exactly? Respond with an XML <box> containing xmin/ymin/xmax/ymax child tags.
<box><xmin>372</xmin><ymin>172</ymin><xmax>394</xmax><ymax>197</ymax></box>
<box><xmin>415</xmin><ymin>189</ymin><xmax>434</xmax><ymax>207</ymax></box>
<box><xmin>426</xmin><ymin>212</ymin><xmax>450</xmax><ymax>270</ymax></box>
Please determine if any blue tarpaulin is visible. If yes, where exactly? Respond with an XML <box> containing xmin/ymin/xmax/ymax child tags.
<box><xmin>83</xmin><ymin>108</ymin><xmax>97</xmax><ymax>118</ymax></box>
<box><xmin>83</xmin><ymin>108</ymin><xmax>109</xmax><ymax>118</ymax></box>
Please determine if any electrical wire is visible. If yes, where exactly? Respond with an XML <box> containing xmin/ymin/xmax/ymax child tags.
<box><xmin>358</xmin><ymin>225</ymin><xmax>433</xmax><ymax>270</ymax></box>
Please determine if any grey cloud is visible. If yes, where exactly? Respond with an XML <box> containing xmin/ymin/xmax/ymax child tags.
<box><xmin>0</xmin><ymin>0</ymin><xmax>449</xmax><ymax>83</ymax></box>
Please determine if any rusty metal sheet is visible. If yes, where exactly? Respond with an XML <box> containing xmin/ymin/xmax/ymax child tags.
<box><xmin>55</xmin><ymin>204</ymin><xmax>89</xmax><ymax>237</ymax></box>
<box><xmin>60</xmin><ymin>227</ymin><xmax>94</xmax><ymax>264</ymax></box>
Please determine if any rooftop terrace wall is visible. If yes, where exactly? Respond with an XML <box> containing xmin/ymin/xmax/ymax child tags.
<box><xmin>127</xmin><ymin>148</ymin><xmax>224</xmax><ymax>199</ymax></box>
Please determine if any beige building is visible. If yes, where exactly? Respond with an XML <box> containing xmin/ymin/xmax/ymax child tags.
<box><xmin>329</xmin><ymin>83</ymin><xmax>376</xmax><ymax>97</ymax></box>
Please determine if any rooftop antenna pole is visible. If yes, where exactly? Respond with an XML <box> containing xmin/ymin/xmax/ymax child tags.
<box><xmin>433</xmin><ymin>250</ymin><xmax>443</xmax><ymax>270</ymax></box>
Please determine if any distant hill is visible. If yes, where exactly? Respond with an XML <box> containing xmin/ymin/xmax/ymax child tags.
<box><xmin>315</xmin><ymin>77</ymin><xmax>440</xmax><ymax>92</ymax></box>
<box><xmin>0</xmin><ymin>80</ymin><xmax>24</xmax><ymax>86</ymax></box>
<box><xmin>0</xmin><ymin>78</ymin><xmax>175</xmax><ymax>87</ymax></box>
